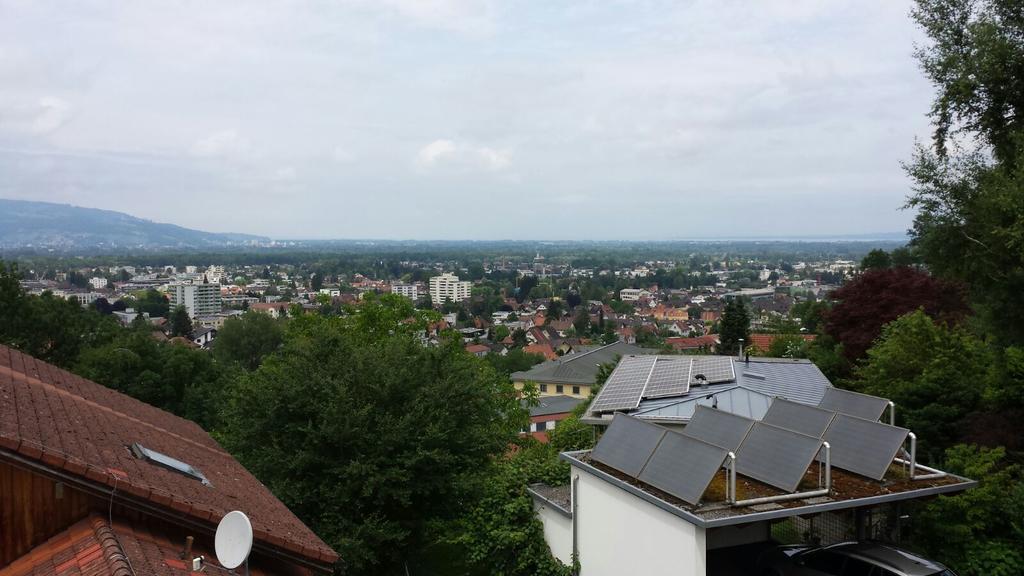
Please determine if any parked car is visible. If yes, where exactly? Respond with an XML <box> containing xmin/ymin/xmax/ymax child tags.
<box><xmin>757</xmin><ymin>541</ymin><xmax>957</xmax><ymax>576</ymax></box>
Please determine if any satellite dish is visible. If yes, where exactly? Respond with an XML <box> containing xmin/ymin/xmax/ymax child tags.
<box><xmin>215</xmin><ymin>511</ymin><xmax>253</xmax><ymax>569</ymax></box>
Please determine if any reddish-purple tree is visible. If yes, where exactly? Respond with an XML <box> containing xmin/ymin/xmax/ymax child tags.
<box><xmin>825</xmin><ymin>267</ymin><xmax>970</xmax><ymax>361</ymax></box>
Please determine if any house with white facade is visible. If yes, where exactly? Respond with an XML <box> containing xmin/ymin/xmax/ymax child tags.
<box><xmin>531</xmin><ymin>355</ymin><xmax>977</xmax><ymax>575</ymax></box>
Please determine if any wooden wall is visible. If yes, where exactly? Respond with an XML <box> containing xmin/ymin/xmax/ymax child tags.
<box><xmin>0</xmin><ymin>461</ymin><xmax>97</xmax><ymax>566</ymax></box>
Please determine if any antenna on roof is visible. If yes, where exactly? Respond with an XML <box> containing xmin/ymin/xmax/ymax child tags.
<box><xmin>215</xmin><ymin>511</ymin><xmax>253</xmax><ymax>573</ymax></box>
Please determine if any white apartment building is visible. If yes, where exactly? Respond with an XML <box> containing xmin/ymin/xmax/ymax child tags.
<box><xmin>391</xmin><ymin>284</ymin><xmax>419</xmax><ymax>300</ymax></box>
<box><xmin>168</xmin><ymin>282</ymin><xmax>221</xmax><ymax>318</ymax></box>
<box><xmin>429</xmin><ymin>273</ymin><xmax>472</xmax><ymax>303</ymax></box>
<box><xmin>206</xmin><ymin>265</ymin><xmax>226</xmax><ymax>283</ymax></box>
<box><xmin>88</xmin><ymin>277</ymin><xmax>108</xmax><ymax>290</ymax></box>
<box><xmin>619</xmin><ymin>288</ymin><xmax>650</xmax><ymax>302</ymax></box>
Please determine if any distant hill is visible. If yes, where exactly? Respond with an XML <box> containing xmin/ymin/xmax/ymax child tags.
<box><xmin>0</xmin><ymin>199</ymin><xmax>268</xmax><ymax>250</ymax></box>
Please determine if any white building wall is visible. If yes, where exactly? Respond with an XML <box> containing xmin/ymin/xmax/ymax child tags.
<box><xmin>574</xmin><ymin>465</ymin><xmax>706</xmax><ymax>576</ymax></box>
<box><xmin>534</xmin><ymin>502</ymin><xmax>573</xmax><ymax>565</ymax></box>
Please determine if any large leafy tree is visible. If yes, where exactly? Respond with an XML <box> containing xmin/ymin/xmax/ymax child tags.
<box><xmin>848</xmin><ymin>310</ymin><xmax>988</xmax><ymax>461</ymax></box>
<box><xmin>213</xmin><ymin>311</ymin><xmax>284</xmax><ymax>371</ymax></box>
<box><xmin>824</xmin><ymin>267</ymin><xmax>969</xmax><ymax>361</ymax></box>
<box><xmin>911</xmin><ymin>445</ymin><xmax>1024</xmax><ymax>576</ymax></box>
<box><xmin>907</xmin><ymin>0</ymin><xmax>1024</xmax><ymax>346</ymax></box>
<box><xmin>219</xmin><ymin>297</ymin><xmax>526</xmax><ymax>574</ymax></box>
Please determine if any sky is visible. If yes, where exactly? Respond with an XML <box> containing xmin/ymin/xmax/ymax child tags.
<box><xmin>0</xmin><ymin>0</ymin><xmax>935</xmax><ymax>240</ymax></box>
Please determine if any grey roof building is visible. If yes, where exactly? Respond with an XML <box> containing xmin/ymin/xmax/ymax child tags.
<box><xmin>511</xmin><ymin>341</ymin><xmax>657</xmax><ymax>387</ymax></box>
<box><xmin>525</xmin><ymin>395</ymin><xmax>586</xmax><ymax>418</ymax></box>
<box><xmin>583</xmin><ymin>355</ymin><xmax>834</xmax><ymax>425</ymax></box>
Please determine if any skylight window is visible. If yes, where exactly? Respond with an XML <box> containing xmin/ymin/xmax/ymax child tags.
<box><xmin>131</xmin><ymin>443</ymin><xmax>211</xmax><ymax>486</ymax></box>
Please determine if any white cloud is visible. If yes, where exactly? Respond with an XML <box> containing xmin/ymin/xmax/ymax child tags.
<box><xmin>415</xmin><ymin>139</ymin><xmax>458</xmax><ymax>167</ymax></box>
<box><xmin>331</xmin><ymin>146</ymin><xmax>355</xmax><ymax>163</ymax></box>
<box><xmin>376</xmin><ymin>0</ymin><xmax>497</xmax><ymax>35</ymax></box>
<box><xmin>190</xmin><ymin>130</ymin><xmax>251</xmax><ymax>158</ymax></box>
<box><xmin>273</xmin><ymin>166</ymin><xmax>297</xmax><ymax>181</ymax></box>
<box><xmin>31</xmin><ymin>97</ymin><xmax>71</xmax><ymax>134</ymax></box>
<box><xmin>415</xmin><ymin>139</ymin><xmax>510</xmax><ymax>171</ymax></box>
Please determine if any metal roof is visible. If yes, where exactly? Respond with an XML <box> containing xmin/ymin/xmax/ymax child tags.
<box><xmin>525</xmin><ymin>395</ymin><xmax>585</xmax><ymax>417</ymax></box>
<box><xmin>597</xmin><ymin>356</ymin><xmax>832</xmax><ymax>421</ymax></box>
<box><xmin>634</xmin><ymin>386</ymin><xmax>774</xmax><ymax>421</ymax></box>
<box><xmin>511</xmin><ymin>341</ymin><xmax>656</xmax><ymax>385</ymax></box>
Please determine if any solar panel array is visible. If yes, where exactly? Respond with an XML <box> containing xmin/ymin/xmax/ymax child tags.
<box><xmin>822</xmin><ymin>414</ymin><xmax>909</xmax><ymax>480</ymax></box>
<box><xmin>691</xmin><ymin>356</ymin><xmax>736</xmax><ymax>384</ymax></box>
<box><xmin>643</xmin><ymin>358</ymin><xmax>692</xmax><ymax>398</ymax></box>
<box><xmin>683</xmin><ymin>405</ymin><xmax>755</xmax><ymax>451</ymax></box>
<box><xmin>735</xmin><ymin>422</ymin><xmax>824</xmax><ymax>492</ymax></box>
<box><xmin>591</xmin><ymin>413</ymin><xmax>667</xmax><ymax>477</ymax></box>
<box><xmin>818</xmin><ymin>387</ymin><xmax>889</xmax><ymax>422</ymax></box>
<box><xmin>591</xmin><ymin>397</ymin><xmax>914</xmax><ymax>504</ymax></box>
<box><xmin>589</xmin><ymin>355</ymin><xmax>657</xmax><ymax>413</ymax></box>
<box><xmin>763</xmin><ymin>398</ymin><xmax>837</xmax><ymax>438</ymax></box>
<box><xmin>638</xmin><ymin>431</ymin><xmax>730</xmax><ymax>505</ymax></box>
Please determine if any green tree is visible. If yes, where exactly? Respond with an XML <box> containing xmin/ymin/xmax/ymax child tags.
<box><xmin>860</xmin><ymin>249</ymin><xmax>892</xmax><ymax>270</ymax></box>
<box><xmin>906</xmin><ymin>0</ymin><xmax>1024</xmax><ymax>346</ymax></box>
<box><xmin>169</xmin><ymin>305</ymin><xmax>193</xmax><ymax>337</ymax></box>
<box><xmin>545</xmin><ymin>299</ymin><xmax>564</xmax><ymax>319</ymax></box>
<box><xmin>572</xmin><ymin>307</ymin><xmax>591</xmax><ymax>335</ymax></box>
<box><xmin>911</xmin><ymin>445</ymin><xmax>1024</xmax><ymax>576</ymax></box>
<box><xmin>718</xmin><ymin>298</ymin><xmax>751</xmax><ymax>356</ymax></box>
<box><xmin>848</xmin><ymin>310</ymin><xmax>988</xmax><ymax>461</ymax></box>
<box><xmin>213</xmin><ymin>312</ymin><xmax>285</xmax><ymax>371</ymax></box>
<box><xmin>492</xmin><ymin>324</ymin><xmax>511</xmax><ymax>343</ymax></box>
<box><xmin>133</xmin><ymin>289</ymin><xmax>170</xmax><ymax>318</ymax></box>
<box><xmin>220</xmin><ymin>308</ymin><xmax>525</xmax><ymax>574</ymax></box>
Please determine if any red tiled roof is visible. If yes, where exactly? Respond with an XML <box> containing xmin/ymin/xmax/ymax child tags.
<box><xmin>1</xmin><ymin>513</ymin><xmax>309</xmax><ymax>576</ymax></box>
<box><xmin>523</xmin><ymin>343</ymin><xmax>557</xmax><ymax>361</ymax></box>
<box><xmin>748</xmin><ymin>333</ymin><xmax>816</xmax><ymax>351</ymax></box>
<box><xmin>665</xmin><ymin>335</ymin><xmax>719</xmax><ymax>350</ymax></box>
<box><xmin>464</xmin><ymin>344</ymin><xmax>490</xmax><ymax>354</ymax></box>
<box><xmin>0</xmin><ymin>344</ymin><xmax>337</xmax><ymax>567</ymax></box>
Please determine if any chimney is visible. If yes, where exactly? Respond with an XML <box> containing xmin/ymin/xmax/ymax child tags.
<box><xmin>737</xmin><ymin>338</ymin><xmax>744</xmax><ymax>360</ymax></box>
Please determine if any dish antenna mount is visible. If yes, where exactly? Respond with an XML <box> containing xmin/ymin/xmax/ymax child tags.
<box><xmin>215</xmin><ymin>510</ymin><xmax>253</xmax><ymax>571</ymax></box>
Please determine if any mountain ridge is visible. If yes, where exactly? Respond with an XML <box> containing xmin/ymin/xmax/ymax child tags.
<box><xmin>0</xmin><ymin>199</ymin><xmax>269</xmax><ymax>249</ymax></box>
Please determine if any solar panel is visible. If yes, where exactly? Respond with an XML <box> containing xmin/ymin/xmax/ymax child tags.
<box><xmin>817</xmin><ymin>387</ymin><xmax>890</xmax><ymax>422</ymax></box>
<box><xmin>638</xmin><ymin>430</ymin><xmax>730</xmax><ymax>505</ymax></box>
<box><xmin>682</xmin><ymin>404</ymin><xmax>755</xmax><ymax>451</ymax></box>
<box><xmin>762</xmin><ymin>398</ymin><xmax>837</xmax><ymax>438</ymax></box>
<box><xmin>590</xmin><ymin>356</ymin><xmax>658</xmax><ymax>413</ymax></box>
<box><xmin>822</xmin><ymin>414</ymin><xmax>909</xmax><ymax>481</ymax></box>
<box><xmin>691</xmin><ymin>356</ymin><xmax>736</xmax><ymax>384</ymax></box>
<box><xmin>591</xmin><ymin>414</ymin><xmax>667</xmax><ymax>477</ymax></box>
<box><xmin>642</xmin><ymin>358</ymin><xmax>692</xmax><ymax>399</ymax></box>
<box><xmin>735</xmin><ymin>422</ymin><xmax>823</xmax><ymax>492</ymax></box>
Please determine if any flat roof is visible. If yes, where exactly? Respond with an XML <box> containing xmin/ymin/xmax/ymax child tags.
<box><xmin>560</xmin><ymin>449</ymin><xmax>974</xmax><ymax>529</ymax></box>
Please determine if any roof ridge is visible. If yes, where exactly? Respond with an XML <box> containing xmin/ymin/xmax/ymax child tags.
<box><xmin>88</xmin><ymin>514</ymin><xmax>134</xmax><ymax>576</ymax></box>
<box><xmin>0</xmin><ymin>364</ymin><xmax>229</xmax><ymax>458</ymax></box>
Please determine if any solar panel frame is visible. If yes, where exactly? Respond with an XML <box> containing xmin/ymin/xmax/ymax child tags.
<box><xmin>589</xmin><ymin>356</ymin><xmax>658</xmax><ymax>413</ymax></box>
<box><xmin>642</xmin><ymin>358</ymin><xmax>692</xmax><ymax>399</ymax></box>
<box><xmin>691</xmin><ymin>356</ymin><xmax>736</xmax><ymax>384</ymax></box>
<box><xmin>638</xmin><ymin>430</ymin><xmax>730</xmax><ymax>505</ymax></box>
<box><xmin>735</xmin><ymin>421</ymin><xmax>824</xmax><ymax>492</ymax></box>
<box><xmin>822</xmin><ymin>413</ymin><xmax>909</xmax><ymax>481</ymax></box>
<box><xmin>682</xmin><ymin>404</ymin><xmax>755</xmax><ymax>452</ymax></box>
<box><xmin>590</xmin><ymin>414</ymin><xmax>667</xmax><ymax>477</ymax></box>
<box><xmin>762</xmin><ymin>398</ymin><xmax>837</xmax><ymax>438</ymax></box>
<box><xmin>817</xmin><ymin>387</ymin><xmax>890</xmax><ymax>422</ymax></box>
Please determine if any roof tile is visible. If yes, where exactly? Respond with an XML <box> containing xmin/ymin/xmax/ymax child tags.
<box><xmin>0</xmin><ymin>344</ymin><xmax>337</xmax><ymax>567</ymax></box>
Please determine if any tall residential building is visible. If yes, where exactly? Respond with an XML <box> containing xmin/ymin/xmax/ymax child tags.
<box><xmin>429</xmin><ymin>273</ymin><xmax>472</xmax><ymax>304</ymax></box>
<box><xmin>168</xmin><ymin>282</ymin><xmax>221</xmax><ymax>318</ymax></box>
<box><xmin>392</xmin><ymin>284</ymin><xmax>420</xmax><ymax>300</ymax></box>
